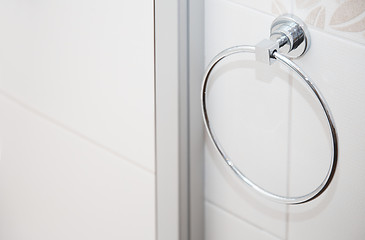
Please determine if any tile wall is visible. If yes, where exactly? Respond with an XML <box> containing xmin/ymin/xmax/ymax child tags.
<box><xmin>204</xmin><ymin>0</ymin><xmax>365</xmax><ymax>239</ymax></box>
<box><xmin>0</xmin><ymin>1</ymin><xmax>155</xmax><ymax>239</ymax></box>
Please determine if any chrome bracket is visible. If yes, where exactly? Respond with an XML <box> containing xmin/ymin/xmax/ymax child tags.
<box><xmin>255</xmin><ymin>39</ymin><xmax>279</xmax><ymax>65</ymax></box>
<box><xmin>270</xmin><ymin>14</ymin><xmax>311</xmax><ymax>59</ymax></box>
<box><xmin>256</xmin><ymin>14</ymin><xmax>311</xmax><ymax>64</ymax></box>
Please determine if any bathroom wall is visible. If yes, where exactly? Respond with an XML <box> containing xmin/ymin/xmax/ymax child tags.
<box><xmin>0</xmin><ymin>1</ymin><xmax>155</xmax><ymax>239</ymax></box>
<box><xmin>204</xmin><ymin>0</ymin><xmax>365</xmax><ymax>239</ymax></box>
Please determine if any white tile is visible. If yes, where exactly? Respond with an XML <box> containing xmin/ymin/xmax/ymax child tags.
<box><xmin>0</xmin><ymin>0</ymin><xmax>155</xmax><ymax>171</ymax></box>
<box><xmin>205</xmin><ymin>0</ymin><xmax>275</xmax><ymax>63</ymax></box>
<box><xmin>204</xmin><ymin>51</ymin><xmax>292</xmax><ymax>195</ymax></box>
<box><xmin>205</xmin><ymin>201</ymin><xmax>282</xmax><ymax>240</ymax></box>
<box><xmin>287</xmin><ymin>29</ymin><xmax>365</xmax><ymax>239</ymax></box>
<box><xmin>288</xmin><ymin>72</ymin><xmax>333</xmax><ymax>197</ymax></box>
<box><xmin>205</xmin><ymin>140</ymin><xmax>287</xmax><ymax>239</ymax></box>
<box><xmin>205</xmin><ymin>2</ymin><xmax>289</xmax><ymax>238</ymax></box>
<box><xmin>0</xmin><ymin>94</ymin><xmax>155</xmax><ymax>240</ymax></box>
<box><xmin>228</xmin><ymin>0</ymin><xmax>292</xmax><ymax>16</ymax></box>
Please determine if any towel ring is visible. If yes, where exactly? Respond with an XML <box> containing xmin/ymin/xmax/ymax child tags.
<box><xmin>202</xmin><ymin>14</ymin><xmax>338</xmax><ymax>204</ymax></box>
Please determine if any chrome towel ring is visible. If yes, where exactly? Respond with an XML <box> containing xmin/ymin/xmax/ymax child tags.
<box><xmin>202</xmin><ymin>15</ymin><xmax>338</xmax><ymax>204</ymax></box>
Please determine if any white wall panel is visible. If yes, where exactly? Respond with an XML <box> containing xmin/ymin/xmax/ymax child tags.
<box><xmin>0</xmin><ymin>0</ymin><xmax>155</xmax><ymax>171</ymax></box>
<box><xmin>228</xmin><ymin>0</ymin><xmax>291</xmax><ymax>15</ymax></box>
<box><xmin>0</xmin><ymin>1</ymin><xmax>156</xmax><ymax>239</ymax></box>
<box><xmin>0</xmin><ymin>94</ymin><xmax>155</xmax><ymax>240</ymax></box>
<box><xmin>287</xmin><ymin>28</ymin><xmax>365</xmax><ymax>240</ymax></box>
<box><xmin>205</xmin><ymin>202</ymin><xmax>282</xmax><ymax>240</ymax></box>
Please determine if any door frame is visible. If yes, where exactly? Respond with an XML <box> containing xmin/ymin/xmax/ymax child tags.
<box><xmin>155</xmin><ymin>0</ymin><xmax>204</xmax><ymax>239</ymax></box>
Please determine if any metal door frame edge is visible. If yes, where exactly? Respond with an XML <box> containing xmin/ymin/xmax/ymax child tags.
<box><xmin>155</xmin><ymin>0</ymin><xmax>204</xmax><ymax>239</ymax></box>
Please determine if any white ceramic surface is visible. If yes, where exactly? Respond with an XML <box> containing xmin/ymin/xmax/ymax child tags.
<box><xmin>287</xmin><ymin>27</ymin><xmax>365</xmax><ymax>240</ymax></box>
<box><xmin>0</xmin><ymin>94</ymin><xmax>155</xmax><ymax>240</ymax></box>
<box><xmin>0</xmin><ymin>0</ymin><xmax>155</xmax><ymax>171</ymax></box>
<box><xmin>229</xmin><ymin>0</ymin><xmax>292</xmax><ymax>16</ymax></box>
<box><xmin>205</xmin><ymin>201</ymin><xmax>282</xmax><ymax>240</ymax></box>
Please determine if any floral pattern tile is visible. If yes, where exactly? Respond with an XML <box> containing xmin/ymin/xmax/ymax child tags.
<box><xmin>272</xmin><ymin>0</ymin><xmax>290</xmax><ymax>15</ymax></box>
<box><xmin>294</xmin><ymin>0</ymin><xmax>365</xmax><ymax>44</ymax></box>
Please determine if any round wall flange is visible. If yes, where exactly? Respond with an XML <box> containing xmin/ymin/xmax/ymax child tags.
<box><xmin>270</xmin><ymin>14</ymin><xmax>310</xmax><ymax>59</ymax></box>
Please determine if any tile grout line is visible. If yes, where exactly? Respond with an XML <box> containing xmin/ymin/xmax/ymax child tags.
<box><xmin>0</xmin><ymin>89</ymin><xmax>155</xmax><ymax>176</ymax></box>
<box><xmin>285</xmin><ymin>74</ymin><xmax>294</xmax><ymax>240</ymax></box>
<box><xmin>206</xmin><ymin>199</ymin><xmax>285</xmax><ymax>240</ymax></box>
<box><xmin>285</xmin><ymin>1</ymin><xmax>294</xmax><ymax>238</ymax></box>
<box><xmin>286</xmin><ymin>1</ymin><xmax>294</xmax><ymax>235</ymax></box>
<box><xmin>153</xmin><ymin>0</ymin><xmax>158</xmax><ymax>239</ymax></box>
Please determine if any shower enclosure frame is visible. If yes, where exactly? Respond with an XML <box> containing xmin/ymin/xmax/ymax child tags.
<box><xmin>155</xmin><ymin>0</ymin><xmax>204</xmax><ymax>239</ymax></box>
